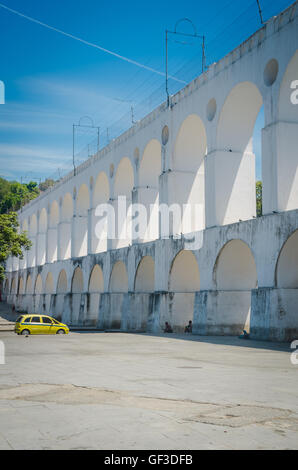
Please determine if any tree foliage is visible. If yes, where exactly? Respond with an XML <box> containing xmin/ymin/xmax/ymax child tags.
<box><xmin>0</xmin><ymin>178</ymin><xmax>40</xmax><ymax>214</ymax></box>
<box><xmin>0</xmin><ymin>212</ymin><xmax>32</xmax><ymax>281</ymax></box>
<box><xmin>256</xmin><ymin>181</ymin><xmax>262</xmax><ymax>217</ymax></box>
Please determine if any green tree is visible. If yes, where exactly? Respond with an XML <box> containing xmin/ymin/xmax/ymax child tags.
<box><xmin>0</xmin><ymin>178</ymin><xmax>40</xmax><ymax>214</ymax></box>
<box><xmin>256</xmin><ymin>181</ymin><xmax>262</xmax><ymax>217</ymax></box>
<box><xmin>0</xmin><ymin>212</ymin><xmax>32</xmax><ymax>282</ymax></box>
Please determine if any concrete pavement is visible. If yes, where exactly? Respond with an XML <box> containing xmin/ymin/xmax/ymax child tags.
<box><xmin>0</xmin><ymin>331</ymin><xmax>297</xmax><ymax>449</ymax></box>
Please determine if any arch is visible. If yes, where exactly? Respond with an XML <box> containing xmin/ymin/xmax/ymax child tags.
<box><xmin>61</xmin><ymin>193</ymin><xmax>73</xmax><ymax>222</ymax></box>
<box><xmin>76</xmin><ymin>184</ymin><xmax>90</xmax><ymax>216</ymax></box>
<box><xmin>45</xmin><ymin>272</ymin><xmax>54</xmax><ymax>294</ymax></box>
<box><xmin>38</xmin><ymin>208</ymin><xmax>47</xmax><ymax>233</ymax></box>
<box><xmin>37</xmin><ymin>208</ymin><xmax>47</xmax><ymax>266</ymax></box>
<box><xmin>213</xmin><ymin>81</ymin><xmax>263</xmax><ymax>226</ymax></box>
<box><xmin>91</xmin><ymin>172</ymin><xmax>110</xmax><ymax>253</ymax></box>
<box><xmin>25</xmin><ymin>275</ymin><xmax>33</xmax><ymax>294</ymax></box>
<box><xmin>48</xmin><ymin>201</ymin><xmax>59</xmax><ymax>263</ymax></box>
<box><xmin>214</xmin><ymin>239</ymin><xmax>257</xmax><ymax>290</ymax></box>
<box><xmin>18</xmin><ymin>277</ymin><xmax>24</xmax><ymax>295</ymax></box>
<box><xmin>139</xmin><ymin>140</ymin><xmax>161</xmax><ymax>187</ymax></box>
<box><xmin>134</xmin><ymin>256</ymin><xmax>155</xmax><ymax>292</ymax></box>
<box><xmin>49</xmin><ymin>201</ymin><xmax>59</xmax><ymax>227</ymax></box>
<box><xmin>71</xmin><ymin>267</ymin><xmax>84</xmax><ymax>293</ymax></box>
<box><xmin>34</xmin><ymin>274</ymin><xmax>43</xmax><ymax>294</ymax></box>
<box><xmin>169</xmin><ymin>250</ymin><xmax>200</xmax><ymax>292</ymax></box>
<box><xmin>276</xmin><ymin>230</ymin><xmax>298</xmax><ymax>288</ymax></box>
<box><xmin>29</xmin><ymin>214</ymin><xmax>37</xmax><ymax>236</ymax></box>
<box><xmin>114</xmin><ymin>158</ymin><xmax>134</xmax><ymax>248</ymax></box>
<box><xmin>10</xmin><ymin>277</ymin><xmax>17</xmax><ymax>294</ymax></box>
<box><xmin>167</xmin><ymin>250</ymin><xmax>200</xmax><ymax>333</ymax></box>
<box><xmin>174</xmin><ymin>114</ymin><xmax>207</xmax><ymax>172</ymax></box>
<box><xmin>114</xmin><ymin>157</ymin><xmax>134</xmax><ymax>198</ymax></box>
<box><xmin>212</xmin><ymin>239</ymin><xmax>257</xmax><ymax>335</ymax></box>
<box><xmin>93</xmin><ymin>172</ymin><xmax>110</xmax><ymax>207</ymax></box>
<box><xmin>89</xmin><ymin>265</ymin><xmax>104</xmax><ymax>292</ymax></box>
<box><xmin>172</xmin><ymin>114</ymin><xmax>207</xmax><ymax>232</ymax></box>
<box><xmin>57</xmin><ymin>269</ymin><xmax>68</xmax><ymax>293</ymax></box>
<box><xmin>73</xmin><ymin>184</ymin><xmax>90</xmax><ymax>257</ymax></box>
<box><xmin>109</xmin><ymin>261</ymin><xmax>128</xmax><ymax>293</ymax></box>
<box><xmin>60</xmin><ymin>193</ymin><xmax>73</xmax><ymax>260</ymax></box>
<box><xmin>217</xmin><ymin>82</ymin><xmax>263</xmax><ymax>153</ymax></box>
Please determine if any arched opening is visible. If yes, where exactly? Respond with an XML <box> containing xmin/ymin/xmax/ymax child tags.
<box><xmin>92</xmin><ymin>172</ymin><xmax>110</xmax><ymax>253</ymax></box>
<box><xmin>45</xmin><ymin>272</ymin><xmax>54</xmax><ymax>293</ymax></box>
<box><xmin>168</xmin><ymin>250</ymin><xmax>200</xmax><ymax>332</ymax></box>
<box><xmin>55</xmin><ymin>269</ymin><xmax>68</xmax><ymax>320</ymax></box>
<box><xmin>26</xmin><ymin>275</ymin><xmax>33</xmax><ymax>294</ymax></box>
<box><xmin>28</xmin><ymin>214</ymin><xmax>37</xmax><ymax>267</ymax></box>
<box><xmin>110</xmin><ymin>261</ymin><xmax>128</xmax><ymax>293</ymax></box>
<box><xmin>276</xmin><ymin>51</ymin><xmax>298</xmax><ymax>211</ymax></box>
<box><xmin>137</xmin><ymin>140</ymin><xmax>161</xmax><ymax>242</ymax></box>
<box><xmin>60</xmin><ymin>193</ymin><xmax>73</xmax><ymax>260</ymax></box>
<box><xmin>37</xmin><ymin>208</ymin><xmax>47</xmax><ymax>266</ymax></box>
<box><xmin>213</xmin><ymin>239</ymin><xmax>257</xmax><ymax>334</ymax></box>
<box><xmin>274</xmin><ymin>230</ymin><xmax>298</xmax><ymax>337</ymax></box>
<box><xmin>34</xmin><ymin>274</ymin><xmax>43</xmax><ymax>313</ymax></box>
<box><xmin>73</xmin><ymin>184</ymin><xmax>90</xmax><ymax>257</ymax></box>
<box><xmin>114</xmin><ymin>158</ymin><xmax>134</xmax><ymax>249</ymax></box>
<box><xmin>172</xmin><ymin>114</ymin><xmax>207</xmax><ymax>233</ymax></box>
<box><xmin>109</xmin><ymin>261</ymin><xmax>128</xmax><ymax>329</ymax></box>
<box><xmin>57</xmin><ymin>270</ymin><xmax>68</xmax><ymax>293</ymax></box>
<box><xmin>276</xmin><ymin>230</ymin><xmax>298</xmax><ymax>288</ymax></box>
<box><xmin>34</xmin><ymin>274</ymin><xmax>43</xmax><ymax>294</ymax></box>
<box><xmin>18</xmin><ymin>277</ymin><xmax>24</xmax><ymax>295</ymax></box>
<box><xmin>44</xmin><ymin>272</ymin><xmax>54</xmax><ymax>314</ymax></box>
<box><xmin>48</xmin><ymin>201</ymin><xmax>59</xmax><ymax>263</ymax></box>
<box><xmin>212</xmin><ymin>82</ymin><xmax>263</xmax><ymax>226</ymax></box>
<box><xmin>71</xmin><ymin>266</ymin><xmax>84</xmax><ymax>324</ymax></box>
<box><xmin>88</xmin><ymin>264</ymin><xmax>104</xmax><ymax>325</ymax></box>
<box><xmin>135</xmin><ymin>256</ymin><xmax>155</xmax><ymax>293</ymax></box>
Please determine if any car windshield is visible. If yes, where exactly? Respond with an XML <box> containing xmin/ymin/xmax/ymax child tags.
<box><xmin>16</xmin><ymin>316</ymin><xmax>23</xmax><ymax>323</ymax></box>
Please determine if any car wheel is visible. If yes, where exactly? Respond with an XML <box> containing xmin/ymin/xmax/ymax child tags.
<box><xmin>56</xmin><ymin>329</ymin><xmax>65</xmax><ymax>334</ymax></box>
<box><xmin>21</xmin><ymin>329</ymin><xmax>30</xmax><ymax>335</ymax></box>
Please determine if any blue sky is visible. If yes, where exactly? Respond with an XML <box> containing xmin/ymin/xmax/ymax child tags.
<box><xmin>0</xmin><ymin>0</ymin><xmax>293</xmax><ymax>182</ymax></box>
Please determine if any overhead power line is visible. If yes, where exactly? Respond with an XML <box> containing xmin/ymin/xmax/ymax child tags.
<box><xmin>0</xmin><ymin>2</ymin><xmax>186</xmax><ymax>85</ymax></box>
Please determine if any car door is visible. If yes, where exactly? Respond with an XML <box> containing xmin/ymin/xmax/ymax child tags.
<box><xmin>30</xmin><ymin>316</ymin><xmax>42</xmax><ymax>334</ymax></box>
<box><xmin>42</xmin><ymin>316</ymin><xmax>53</xmax><ymax>334</ymax></box>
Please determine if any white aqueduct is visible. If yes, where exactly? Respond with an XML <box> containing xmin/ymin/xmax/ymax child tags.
<box><xmin>3</xmin><ymin>2</ymin><xmax>298</xmax><ymax>341</ymax></box>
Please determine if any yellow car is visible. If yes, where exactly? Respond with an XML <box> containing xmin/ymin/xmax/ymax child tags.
<box><xmin>15</xmin><ymin>314</ymin><xmax>69</xmax><ymax>335</ymax></box>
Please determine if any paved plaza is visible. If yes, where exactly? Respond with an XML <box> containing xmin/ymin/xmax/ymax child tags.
<box><xmin>0</xmin><ymin>331</ymin><xmax>297</xmax><ymax>450</ymax></box>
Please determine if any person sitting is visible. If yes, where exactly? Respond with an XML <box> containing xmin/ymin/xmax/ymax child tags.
<box><xmin>239</xmin><ymin>330</ymin><xmax>250</xmax><ymax>339</ymax></box>
<box><xmin>184</xmin><ymin>320</ymin><xmax>192</xmax><ymax>333</ymax></box>
<box><xmin>164</xmin><ymin>322</ymin><xmax>173</xmax><ymax>333</ymax></box>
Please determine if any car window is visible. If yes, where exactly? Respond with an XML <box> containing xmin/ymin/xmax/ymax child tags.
<box><xmin>24</xmin><ymin>317</ymin><xmax>31</xmax><ymax>323</ymax></box>
<box><xmin>16</xmin><ymin>316</ymin><xmax>23</xmax><ymax>323</ymax></box>
<box><xmin>42</xmin><ymin>317</ymin><xmax>52</xmax><ymax>324</ymax></box>
<box><xmin>31</xmin><ymin>316</ymin><xmax>40</xmax><ymax>323</ymax></box>
<box><xmin>52</xmin><ymin>319</ymin><xmax>60</xmax><ymax>325</ymax></box>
